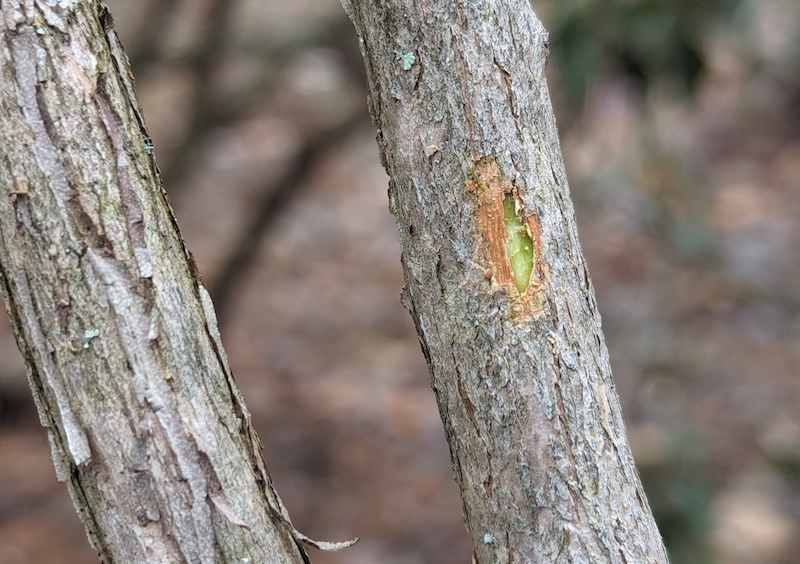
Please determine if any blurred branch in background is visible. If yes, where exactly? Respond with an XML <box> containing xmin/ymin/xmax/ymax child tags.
<box><xmin>116</xmin><ymin>0</ymin><xmax>367</xmax><ymax>199</ymax></box>
<box><xmin>210</xmin><ymin>112</ymin><xmax>367</xmax><ymax>324</ymax></box>
<box><xmin>146</xmin><ymin>0</ymin><xmax>237</xmax><ymax>191</ymax></box>
<box><xmin>104</xmin><ymin>0</ymin><xmax>372</xmax><ymax>325</ymax></box>
<box><xmin>125</xmin><ymin>0</ymin><xmax>180</xmax><ymax>72</ymax></box>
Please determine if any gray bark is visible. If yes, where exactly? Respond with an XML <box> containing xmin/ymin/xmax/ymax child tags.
<box><xmin>340</xmin><ymin>1</ymin><xmax>669</xmax><ymax>562</ymax></box>
<box><xmin>0</xmin><ymin>1</ymin><xmax>311</xmax><ymax>562</ymax></box>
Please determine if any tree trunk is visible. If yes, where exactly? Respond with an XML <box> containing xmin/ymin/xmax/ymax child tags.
<box><xmin>0</xmin><ymin>2</ymin><xmax>311</xmax><ymax>562</ymax></box>
<box><xmin>340</xmin><ymin>1</ymin><xmax>669</xmax><ymax>562</ymax></box>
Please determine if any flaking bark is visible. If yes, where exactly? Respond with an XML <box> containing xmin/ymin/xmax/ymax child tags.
<box><xmin>0</xmin><ymin>1</ymin><xmax>309</xmax><ymax>562</ymax></box>
<box><xmin>340</xmin><ymin>1</ymin><xmax>669</xmax><ymax>562</ymax></box>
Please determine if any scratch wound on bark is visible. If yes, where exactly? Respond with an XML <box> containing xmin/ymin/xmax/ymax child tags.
<box><xmin>466</xmin><ymin>157</ymin><xmax>544</xmax><ymax>307</ymax></box>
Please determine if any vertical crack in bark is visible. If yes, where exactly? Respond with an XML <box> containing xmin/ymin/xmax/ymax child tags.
<box><xmin>454</xmin><ymin>352</ymin><xmax>478</xmax><ymax>431</ymax></box>
<box><xmin>95</xmin><ymin>84</ymin><xmax>153</xmax><ymax>278</ymax></box>
<box><xmin>15</xmin><ymin>270</ymin><xmax>91</xmax><ymax>469</ymax></box>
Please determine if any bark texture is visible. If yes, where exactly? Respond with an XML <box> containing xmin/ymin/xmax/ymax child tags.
<box><xmin>341</xmin><ymin>1</ymin><xmax>669</xmax><ymax>562</ymax></box>
<box><xmin>0</xmin><ymin>2</ymin><xmax>308</xmax><ymax>562</ymax></box>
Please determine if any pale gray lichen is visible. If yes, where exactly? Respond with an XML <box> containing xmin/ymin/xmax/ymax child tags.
<box><xmin>394</xmin><ymin>50</ymin><xmax>416</xmax><ymax>71</ymax></box>
<box><xmin>81</xmin><ymin>328</ymin><xmax>100</xmax><ymax>349</ymax></box>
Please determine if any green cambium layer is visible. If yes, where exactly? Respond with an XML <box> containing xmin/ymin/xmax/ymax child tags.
<box><xmin>503</xmin><ymin>194</ymin><xmax>534</xmax><ymax>293</ymax></box>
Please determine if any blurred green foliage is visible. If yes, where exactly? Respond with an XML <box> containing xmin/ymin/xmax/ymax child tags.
<box><xmin>640</xmin><ymin>433</ymin><xmax>714</xmax><ymax>564</ymax></box>
<box><xmin>543</xmin><ymin>0</ymin><xmax>745</xmax><ymax>107</ymax></box>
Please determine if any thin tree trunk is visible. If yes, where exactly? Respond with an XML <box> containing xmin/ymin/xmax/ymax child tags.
<box><xmin>0</xmin><ymin>2</ymin><xmax>312</xmax><ymax>562</ymax></box>
<box><xmin>340</xmin><ymin>1</ymin><xmax>669</xmax><ymax>562</ymax></box>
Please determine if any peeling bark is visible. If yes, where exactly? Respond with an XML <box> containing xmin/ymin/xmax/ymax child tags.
<box><xmin>0</xmin><ymin>2</ymin><xmax>310</xmax><ymax>562</ymax></box>
<box><xmin>340</xmin><ymin>1</ymin><xmax>669</xmax><ymax>562</ymax></box>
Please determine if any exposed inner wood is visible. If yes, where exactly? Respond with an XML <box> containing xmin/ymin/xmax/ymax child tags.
<box><xmin>467</xmin><ymin>156</ymin><xmax>544</xmax><ymax>301</ymax></box>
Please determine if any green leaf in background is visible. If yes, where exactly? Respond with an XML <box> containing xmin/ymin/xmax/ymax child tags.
<box><xmin>544</xmin><ymin>0</ymin><xmax>744</xmax><ymax>109</ymax></box>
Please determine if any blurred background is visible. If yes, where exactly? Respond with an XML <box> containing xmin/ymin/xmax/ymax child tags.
<box><xmin>1</xmin><ymin>0</ymin><xmax>799</xmax><ymax>562</ymax></box>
